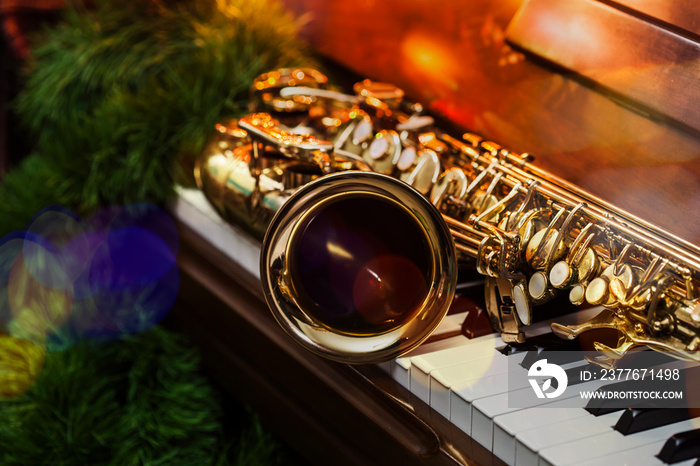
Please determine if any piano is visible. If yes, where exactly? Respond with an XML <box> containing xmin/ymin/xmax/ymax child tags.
<box><xmin>169</xmin><ymin>0</ymin><xmax>700</xmax><ymax>464</ymax></box>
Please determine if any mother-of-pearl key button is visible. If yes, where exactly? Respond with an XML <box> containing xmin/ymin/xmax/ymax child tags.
<box><xmin>352</xmin><ymin>118</ymin><xmax>373</xmax><ymax>144</ymax></box>
<box><xmin>538</xmin><ymin>418</ymin><xmax>700</xmax><ymax>466</ymax></box>
<box><xmin>397</xmin><ymin>146</ymin><xmax>417</xmax><ymax>171</ymax></box>
<box><xmin>368</xmin><ymin>135</ymin><xmax>388</xmax><ymax>159</ymax></box>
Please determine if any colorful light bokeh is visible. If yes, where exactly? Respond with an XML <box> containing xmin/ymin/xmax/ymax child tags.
<box><xmin>0</xmin><ymin>203</ymin><xmax>179</xmax><ymax>397</ymax></box>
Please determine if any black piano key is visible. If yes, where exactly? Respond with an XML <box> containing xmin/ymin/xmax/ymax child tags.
<box><xmin>445</xmin><ymin>288</ymin><xmax>494</xmax><ymax>339</ymax></box>
<box><xmin>460</xmin><ymin>304</ymin><xmax>493</xmax><ymax>339</ymax></box>
<box><xmin>585</xmin><ymin>397</ymin><xmax>626</xmax><ymax>416</ymax></box>
<box><xmin>658</xmin><ymin>428</ymin><xmax>700</xmax><ymax>463</ymax></box>
<box><xmin>520</xmin><ymin>338</ymin><xmax>584</xmax><ymax>368</ymax></box>
<box><xmin>615</xmin><ymin>408</ymin><xmax>691</xmax><ymax>435</ymax></box>
<box><xmin>498</xmin><ymin>332</ymin><xmax>563</xmax><ymax>356</ymax></box>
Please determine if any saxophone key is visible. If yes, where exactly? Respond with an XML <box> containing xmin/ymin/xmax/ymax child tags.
<box><xmin>363</xmin><ymin>129</ymin><xmax>402</xmax><ymax>174</ymax></box>
<box><xmin>395</xmin><ymin>114</ymin><xmax>435</xmax><ymax>132</ymax></box>
<box><xmin>512</xmin><ymin>281</ymin><xmax>533</xmax><ymax>327</ymax></box>
<box><xmin>430</xmin><ymin>167</ymin><xmax>469</xmax><ymax>212</ymax></box>
<box><xmin>524</xmin><ymin>228</ymin><xmax>566</xmax><ymax>270</ymax></box>
<box><xmin>528</xmin><ymin>271</ymin><xmax>554</xmax><ymax>303</ymax></box>
<box><xmin>550</xmin><ymin>248</ymin><xmax>599</xmax><ymax>289</ymax></box>
<box><xmin>351</xmin><ymin>115</ymin><xmax>374</xmax><ymax>146</ymax></box>
<box><xmin>251</xmin><ymin>68</ymin><xmax>329</xmax><ymax>113</ymax></box>
<box><xmin>353</xmin><ymin>79</ymin><xmax>405</xmax><ymax>111</ymax></box>
<box><xmin>397</xmin><ymin>145</ymin><xmax>418</xmax><ymax>172</ymax></box>
<box><xmin>549</xmin><ymin>260</ymin><xmax>576</xmax><ymax>289</ymax></box>
<box><xmin>417</xmin><ymin>132</ymin><xmax>450</xmax><ymax>155</ymax></box>
<box><xmin>585</xmin><ymin>275</ymin><xmax>613</xmax><ymax>306</ymax></box>
<box><xmin>569</xmin><ymin>284</ymin><xmax>586</xmax><ymax>306</ymax></box>
<box><xmin>403</xmin><ymin>149</ymin><xmax>442</xmax><ymax>195</ymax></box>
<box><xmin>609</xmin><ymin>263</ymin><xmax>644</xmax><ymax>303</ymax></box>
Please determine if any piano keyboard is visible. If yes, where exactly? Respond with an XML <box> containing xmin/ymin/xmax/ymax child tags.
<box><xmin>379</xmin><ymin>306</ymin><xmax>700</xmax><ymax>466</ymax></box>
<box><xmin>172</xmin><ymin>187</ymin><xmax>700</xmax><ymax>466</ymax></box>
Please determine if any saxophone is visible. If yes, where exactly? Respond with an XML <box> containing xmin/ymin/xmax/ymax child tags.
<box><xmin>195</xmin><ymin>68</ymin><xmax>700</xmax><ymax>367</ymax></box>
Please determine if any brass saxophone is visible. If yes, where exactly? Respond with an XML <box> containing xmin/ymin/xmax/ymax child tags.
<box><xmin>195</xmin><ymin>68</ymin><xmax>700</xmax><ymax>367</ymax></box>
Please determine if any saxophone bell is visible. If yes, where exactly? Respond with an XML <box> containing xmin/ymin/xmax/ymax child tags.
<box><xmin>261</xmin><ymin>171</ymin><xmax>457</xmax><ymax>364</ymax></box>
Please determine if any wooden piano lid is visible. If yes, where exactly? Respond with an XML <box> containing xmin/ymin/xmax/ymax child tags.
<box><xmin>506</xmin><ymin>0</ymin><xmax>700</xmax><ymax>137</ymax></box>
<box><xmin>281</xmin><ymin>0</ymin><xmax>700</xmax><ymax>246</ymax></box>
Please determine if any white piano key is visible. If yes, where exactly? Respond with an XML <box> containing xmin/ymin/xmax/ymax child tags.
<box><xmin>383</xmin><ymin>311</ymin><xmax>474</xmax><ymax>388</ymax></box>
<box><xmin>450</xmin><ymin>370</ymin><xmax>528</xmax><ymax>436</ymax></box>
<box><xmin>468</xmin><ymin>354</ymin><xmax>600</xmax><ymax>451</ymax></box>
<box><xmin>410</xmin><ymin>307</ymin><xmax>603</xmax><ymax>403</ymax></box>
<box><xmin>391</xmin><ymin>358</ymin><xmax>412</xmax><ymax>389</ymax></box>
<box><xmin>508</xmin><ymin>410</ymin><xmax>620</xmax><ymax>466</ymax></box>
<box><xmin>472</xmin><ymin>386</ymin><xmax>573</xmax><ymax>450</ymax></box>
<box><xmin>500</xmin><ymin>379</ymin><xmax>618</xmax><ymax>465</ymax></box>
<box><xmin>571</xmin><ymin>439</ymin><xmax>666</xmax><ymax>466</ymax></box>
<box><xmin>433</xmin><ymin>311</ymin><xmax>468</xmax><ymax>339</ymax></box>
<box><xmin>538</xmin><ymin>418</ymin><xmax>700</xmax><ymax>466</ymax></box>
<box><xmin>410</xmin><ymin>333</ymin><xmax>501</xmax><ymax>402</ymax></box>
<box><xmin>512</xmin><ymin>358</ymin><xmax>693</xmax><ymax>466</ymax></box>
<box><xmin>430</xmin><ymin>351</ymin><xmax>527</xmax><ymax>418</ymax></box>
<box><xmin>514</xmin><ymin>438</ymin><xmax>539</xmax><ymax>466</ymax></box>
<box><xmin>172</xmin><ymin>187</ymin><xmax>261</xmax><ymax>279</ymax></box>
<box><xmin>492</xmin><ymin>398</ymin><xmax>592</xmax><ymax>466</ymax></box>
<box><xmin>390</xmin><ymin>335</ymin><xmax>470</xmax><ymax>390</ymax></box>
<box><xmin>377</xmin><ymin>361</ymin><xmax>392</xmax><ymax>374</ymax></box>
<box><xmin>380</xmin><ymin>305</ymin><xmax>469</xmax><ymax>388</ymax></box>
<box><xmin>471</xmin><ymin>361</ymin><xmax>597</xmax><ymax>453</ymax></box>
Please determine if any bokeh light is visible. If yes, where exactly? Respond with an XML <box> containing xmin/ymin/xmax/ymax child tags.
<box><xmin>0</xmin><ymin>203</ymin><xmax>179</xmax><ymax>396</ymax></box>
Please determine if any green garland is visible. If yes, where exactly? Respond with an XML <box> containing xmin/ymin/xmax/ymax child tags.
<box><xmin>2</xmin><ymin>0</ymin><xmax>315</xmax><ymax>233</ymax></box>
<box><xmin>0</xmin><ymin>327</ymin><xmax>304</xmax><ymax>465</ymax></box>
<box><xmin>1</xmin><ymin>0</ymin><xmax>316</xmax><ymax>463</ymax></box>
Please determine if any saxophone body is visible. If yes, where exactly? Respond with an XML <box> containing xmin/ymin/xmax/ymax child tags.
<box><xmin>195</xmin><ymin>68</ymin><xmax>700</xmax><ymax>367</ymax></box>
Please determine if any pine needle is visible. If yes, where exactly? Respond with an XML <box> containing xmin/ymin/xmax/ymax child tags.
<box><xmin>0</xmin><ymin>327</ymin><xmax>305</xmax><ymax>465</ymax></box>
<box><xmin>4</xmin><ymin>0</ymin><xmax>316</xmax><ymax>228</ymax></box>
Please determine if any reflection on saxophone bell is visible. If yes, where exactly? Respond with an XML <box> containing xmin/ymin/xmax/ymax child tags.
<box><xmin>195</xmin><ymin>68</ymin><xmax>700</xmax><ymax>367</ymax></box>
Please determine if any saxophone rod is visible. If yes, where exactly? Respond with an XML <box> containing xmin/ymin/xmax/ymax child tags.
<box><xmin>456</xmin><ymin>146</ymin><xmax>700</xmax><ymax>273</ymax></box>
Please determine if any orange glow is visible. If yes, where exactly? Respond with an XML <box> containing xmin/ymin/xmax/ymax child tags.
<box><xmin>400</xmin><ymin>32</ymin><xmax>457</xmax><ymax>84</ymax></box>
<box><xmin>523</xmin><ymin>7</ymin><xmax>614</xmax><ymax>72</ymax></box>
